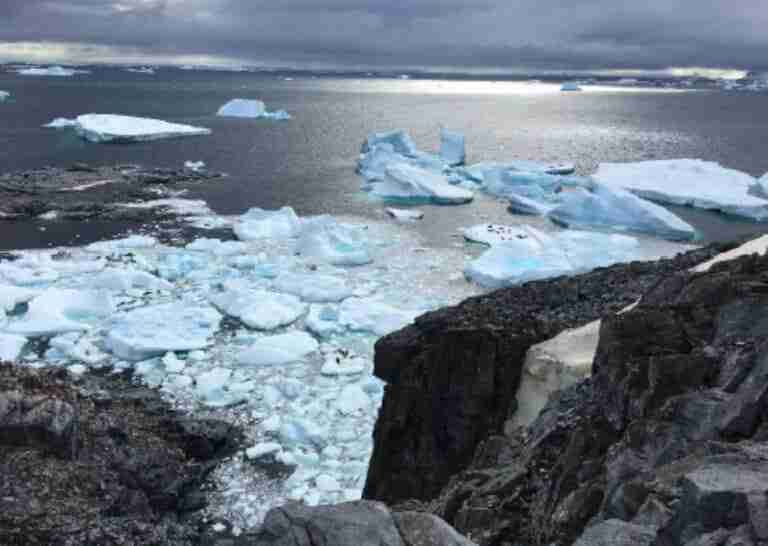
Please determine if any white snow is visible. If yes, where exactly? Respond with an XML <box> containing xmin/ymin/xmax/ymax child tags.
<box><xmin>0</xmin><ymin>334</ymin><xmax>27</xmax><ymax>361</ymax></box>
<box><xmin>217</xmin><ymin>99</ymin><xmax>291</xmax><ymax>120</ymax></box>
<box><xmin>106</xmin><ymin>303</ymin><xmax>222</xmax><ymax>361</ymax></box>
<box><xmin>235</xmin><ymin>207</ymin><xmax>302</xmax><ymax>241</ymax></box>
<box><xmin>211</xmin><ymin>286</ymin><xmax>306</xmax><ymax>330</ymax></box>
<box><xmin>440</xmin><ymin>129</ymin><xmax>466</xmax><ymax>166</ymax></box>
<box><xmin>595</xmin><ymin>159</ymin><xmax>768</xmax><ymax>221</ymax></box>
<box><xmin>45</xmin><ymin>114</ymin><xmax>211</xmax><ymax>143</ymax></box>
<box><xmin>17</xmin><ymin>66</ymin><xmax>86</xmax><ymax>77</ymax></box>
<box><xmin>549</xmin><ymin>184</ymin><xmax>697</xmax><ymax>241</ymax></box>
<box><xmin>372</xmin><ymin>163</ymin><xmax>474</xmax><ymax>205</ymax></box>
<box><xmin>237</xmin><ymin>331</ymin><xmax>319</xmax><ymax>367</ymax></box>
<box><xmin>385</xmin><ymin>208</ymin><xmax>424</xmax><ymax>221</ymax></box>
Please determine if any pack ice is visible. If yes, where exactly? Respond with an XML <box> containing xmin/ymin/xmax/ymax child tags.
<box><xmin>44</xmin><ymin>114</ymin><xmax>211</xmax><ymax>143</ymax></box>
<box><xmin>595</xmin><ymin>159</ymin><xmax>768</xmax><ymax>221</ymax></box>
<box><xmin>217</xmin><ymin>99</ymin><xmax>291</xmax><ymax>120</ymax></box>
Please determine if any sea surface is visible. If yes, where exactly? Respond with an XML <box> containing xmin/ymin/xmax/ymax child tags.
<box><xmin>2</xmin><ymin>67</ymin><xmax>768</xmax><ymax>249</ymax></box>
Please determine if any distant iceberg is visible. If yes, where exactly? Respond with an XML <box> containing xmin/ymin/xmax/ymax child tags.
<box><xmin>44</xmin><ymin>114</ymin><xmax>211</xmax><ymax>143</ymax></box>
<box><xmin>217</xmin><ymin>99</ymin><xmax>291</xmax><ymax>120</ymax></box>
<box><xmin>125</xmin><ymin>67</ymin><xmax>155</xmax><ymax>75</ymax></box>
<box><xmin>595</xmin><ymin>159</ymin><xmax>768</xmax><ymax>221</ymax></box>
<box><xmin>17</xmin><ymin>66</ymin><xmax>87</xmax><ymax>77</ymax></box>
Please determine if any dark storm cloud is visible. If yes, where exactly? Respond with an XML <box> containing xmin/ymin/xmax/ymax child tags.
<box><xmin>1</xmin><ymin>0</ymin><xmax>767</xmax><ymax>71</ymax></box>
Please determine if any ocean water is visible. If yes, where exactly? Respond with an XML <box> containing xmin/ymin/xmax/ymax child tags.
<box><xmin>2</xmin><ymin>68</ymin><xmax>768</xmax><ymax>249</ymax></box>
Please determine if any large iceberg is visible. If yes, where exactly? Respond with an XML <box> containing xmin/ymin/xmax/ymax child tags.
<box><xmin>295</xmin><ymin>216</ymin><xmax>372</xmax><ymax>266</ymax></box>
<box><xmin>217</xmin><ymin>99</ymin><xmax>291</xmax><ymax>120</ymax></box>
<box><xmin>370</xmin><ymin>163</ymin><xmax>473</xmax><ymax>205</ymax></box>
<box><xmin>594</xmin><ymin>159</ymin><xmax>768</xmax><ymax>221</ymax></box>
<box><xmin>549</xmin><ymin>183</ymin><xmax>697</xmax><ymax>241</ymax></box>
<box><xmin>17</xmin><ymin>66</ymin><xmax>86</xmax><ymax>77</ymax></box>
<box><xmin>234</xmin><ymin>207</ymin><xmax>302</xmax><ymax>241</ymax></box>
<box><xmin>106</xmin><ymin>303</ymin><xmax>222</xmax><ymax>361</ymax></box>
<box><xmin>45</xmin><ymin>114</ymin><xmax>211</xmax><ymax>143</ymax></box>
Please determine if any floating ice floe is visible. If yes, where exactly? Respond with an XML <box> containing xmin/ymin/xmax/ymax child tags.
<box><xmin>338</xmin><ymin>296</ymin><xmax>425</xmax><ymax>336</ymax></box>
<box><xmin>91</xmin><ymin>268</ymin><xmax>173</xmax><ymax>292</ymax></box>
<box><xmin>211</xmin><ymin>285</ymin><xmax>306</xmax><ymax>330</ymax></box>
<box><xmin>217</xmin><ymin>99</ymin><xmax>291</xmax><ymax>120</ymax></box>
<box><xmin>549</xmin><ymin>183</ymin><xmax>698</xmax><ymax>241</ymax></box>
<box><xmin>295</xmin><ymin>216</ymin><xmax>372</xmax><ymax>266</ymax></box>
<box><xmin>0</xmin><ymin>285</ymin><xmax>38</xmax><ymax>313</ymax></box>
<box><xmin>17</xmin><ymin>66</ymin><xmax>87</xmax><ymax>77</ymax></box>
<box><xmin>758</xmin><ymin>173</ymin><xmax>768</xmax><ymax>198</ymax></box>
<box><xmin>0</xmin><ymin>334</ymin><xmax>27</xmax><ymax>361</ymax></box>
<box><xmin>386</xmin><ymin>208</ymin><xmax>424</xmax><ymax>221</ymax></box>
<box><xmin>237</xmin><ymin>331</ymin><xmax>319</xmax><ymax>367</ymax></box>
<box><xmin>106</xmin><ymin>303</ymin><xmax>222</xmax><ymax>361</ymax></box>
<box><xmin>463</xmin><ymin>224</ymin><xmax>534</xmax><ymax>246</ymax></box>
<box><xmin>440</xmin><ymin>129</ymin><xmax>466</xmax><ymax>166</ymax></box>
<box><xmin>235</xmin><ymin>207</ymin><xmax>302</xmax><ymax>241</ymax></box>
<box><xmin>87</xmin><ymin>235</ymin><xmax>158</xmax><ymax>254</ymax></box>
<box><xmin>273</xmin><ymin>273</ymin><xmax>353</xmax><ymax>303</ymax></box>
<box><xmin>456</xmin><ymin>161</ymin><xmax>576</xmax><ymax>184</ymax></box>
<box><xmin>594</xmin><ymin>159</ymin><xmax>768</xmax><ymax>221</ymax></box>
<box><xmin>45</xmin><ymin>114</ymin><xmax>211</xmax><ymax>143</ymax></box>
<box><xmin>5</xmin><ymin>289</ymin><xmax>114</xmax><ymax>337</ymax></box>
<box><xmin>44</xmin><ymin>118</ymin><xmax>78</xmax><ymax>129</ymax></box>
<box><xmin>0</xmin><ymin>91</ymin><xmax>9</xmax><ymax>102</ymax></box>
<box><xmin>370</xmin><ymin>163</ymin><xmax>473</xmax><ymax>205</ymax></box>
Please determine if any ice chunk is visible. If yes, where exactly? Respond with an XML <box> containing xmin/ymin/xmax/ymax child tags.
<box><xmin>234</xmin><ymin>207</ymin><xmax>302</xmax><ymax>241</ymax></box>
<box><xmin>370</xmin><ymin>163</ymin><xmax>473</xmax><ymax>205</ymax></box>
<box><xmin>513</xmin><ymin>321</ymin><xmax>600</xmax><ymax>427</ymax></box>
<box><xmin>0</xmin><ymin>285</ymin><xmax>37</xmax><ymax>313</ymax></box>
<box><xmin>237</xmin><ymin>332</ymin><xmax>319</xmax><ymax>367</ymax></box>
<box><xmin>185</xmin><ymin>160</ymin><xmax>206</xmax><ymax>172</ymax></box>
<box><xmin>47</xmin><ymin>332</ymin><xmax>106</xmax><ymax>365</ymax></box>
<box><xmin>549</xmin><ymin>184</ymin><xmax>697</xmax><ymax>241</ymax></box>
<box><xmin>195</xmin><ymin>367</ymin><xmax>253</xmax><ymax>408</ymax></box>
<box><xmin>320</xmin><ymin>353</ymin><xmax>366</xmax><ymax>376</ymax></box>
<box><xmin>561</xmin><ymin>82</ymin><xmax>582</xmax><ymax>91</ymax></box>
<box><xmin>0</xmin><ymin>334</ymin><xmax>27</xmax><ymax>361</ymax></box>
<box><xmin>17</xmin><ymin>66</ymin><xmax>86</xmax><ymax>77</ymax></box>
<box><xmin>463</xmin><ymin>224</ymin><xmax>537</xmax><ymax>246</ymax></box>
<box><xmin>273</xmin><ymin>273</ymin><xmax>353</xmax><ymax>303</ymax></box>
<box><xmin>43</xmin><ymin>118</ymin><xmax>78</xmax><ymax>128</ymax></box>
<box><xmin>6</xmin><ymin>289</ymin><xmax>114</xmax><ymax>337</ymax></box>
<box><xmin>217</xmin><ymin>99</ymin><xmax>266</xmax><ymax>118</ymax></box>
<box><xmin>508</xmin><ymin>193</ymin><xmax>558</xmax><ymax>216</ymax></box>
<box><xmin>315</xmin><ymin>474</ymin><xmax>341</xmax><ymax>492</ymax></box>
<box><xmin>86</xmin><ymin>235</ymin><xmax>158</xmax><ymax>253</ymax></box>
<box><xmin>483</xmin><ymin>169</ymin><xmax>564</xmax><ymax>200</ymax></box>
<box><xmin>295</xmin><ymin>216</ymin><xmax>372</xmax><ymax>266</ymax></box>
<box><xmin>306</xmin><ymin>305</ymin><xmax>345</xmax><ymax>338</ymax></box>
<box><xmin>91</xmin><ymin>268</ymin><xmax>173</xmax><ymax>291</ymax></box>
<box><xmin>210</xmin><ymin>287</ymin><xmax>306</xmax><ymax>330</ymax></box>
<box><xmin>339</xmin><ymin>297</ymin><xmax>422</xmax><ymax>336</ymax></box>
<box><xmin>246</xmin><ymin>442</ymin><xmax>282</xmax><ymax>460</ymax></box>
<box><xmin>335</xmin><ymin>384</ymin><xmax>370</xmax><ymax>415</ymax></box>
<box><xmin>594</xmin><ymin>159</ymin><xmax>768</xmax><ymax>221</ymax></box>
<box><xmin>106</xmin><ymin>303</ymin><xmax>222</xmax><ymax>361</ymax></box>
<box><xmin>125</xmin><ymin>67</ymin><xmax>155</xmax><ymax>75</ymax></box>
<box><xmin>280</xmin><ymin>418</ymin><xmax>328</xmax><ymax>449</ymax></box>
<box><xmin>457</xmin><ymin>161</ymin><xmax>575</xmax><ymax>184</ymax></box>
<box><xmin>46</xmin><ymin>114</ymin><xmax>211</xmax><ymax>143</ymax></box>
<box><xmin>0</xmin><ymin>91</ymin><xmax>9</xmax><ymax>102</ymax></box>
<box><xmin>361</xmin><ymin>130</ymin><xmax>418</xmax><ymax>157</ymax></box>
<box><xmin>440</xmin><ymin>129</ymin><xmax>466</xmax><ymax>166</ymax></box>
<box><xmin>162</xmin><ymin>352</ymin><xmax>186</xmax><ymax>373</ymax></box>
<box><xmin>385</xmin><ymin>208</ymin><xmax>424</xmax><ymax>221</ymax></box>
<box><xmin>758</xmin><ymin>173</ymin><xmax>768</xmax><ymax>198</ymax></box>
<box><xmin>186</xmin><ymin>238</ymin><xmax>248</xmax><ymax>256</ymax></box>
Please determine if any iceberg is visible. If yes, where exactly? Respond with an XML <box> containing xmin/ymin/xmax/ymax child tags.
<box><xmin>273</xmin><ymin>273</ymin><xmax>353</xmax><ymax>303</ymax></box>
<box><xmin>185</xmin><ymin>160</ymin><xmax>206</xmax><ymax>172</ymax></box>
<box><xmin>361</xmin><ymin>130</ymin><xmax>418</xmax><ymax>157</ymax></box>
<box><xmin>237</xmin><ymin>331</ymin><xmax>319</xmax><ymax>367</ymax></box>
<box><xmin>457</xmin><ymin>161</ymin><xmax>575</xmax><ymax>184</ymax></box>
<box><xmin>385</xmin><ymin>208</ymin><xmax>424</xmax><ymax>221</ymax></box>
<box><xmin>440</xmin><ymin>129</ymin><xmax>466</xmax><ymax>166</ymax></box>
<box><xmin>5</xmin><ymin>289</ymin><xmax>114</xmax><ymax>337</ymax></box>
<box><xmin>338</xmin><ymin>297</ymin><xmax>422</xmax><ymax>336</ymax></box>
<box><xmin>561</xmin><ymin>82</ymin><xmax>582</xmax><ymax>92</ymax></box>
<box><xmin>370</xmin><ymin>163</ymin><xmax>473</xmax><ymax>205</ymax></box>
<box><xmin>234</xmin><ymin>207</ymin><xmax>302</xmax><ymax>241</ymax></box>
<box><xmin>549</xmin><ymin>184</ymin><xmax>697</xmax><ymax>241</ymax></box>
<box><xmin>106</xmin><ymin>303</ymin><xmax>222</xmax><ymax>361</ymax></box>
<box><xmin>483</xmin><ymin>169</ymin><xmax>566</xmax><ymax>201</ymax></box>
<box><xmin>217</xmin><ymin>99</ymin><xmax>291</xmax><ymax>120</ymax></box>
<box><xmin>0</xmin><ymin>334</ymin><xmax>27</xmax><ymax>362</ymax></box>
<box><xmin>125</xmin><ymin>67</ymin><xmax>155</xmax><ymax>75</ymax></box>
<box><xmin>210</xmin><ymin>287</ymin><xmax>306</xmax><ymax>330</ymax></box>
<box><xmin>0</xmin><ymin>91</ymin><xmax>9</xmax><ymax>102</ymax></box>
<box><xmin>44</xmin><ymin>118</ymin><xmax>78</xmax><ymax>129</ymax></box>
<box><xmin>17</xmin><ymin>66</ymin><xmax>86</xmax><ymax>77</ymax></box>
<box><xmin>295</xmin><ymin>216</ymin><xmax>372</xmax><ymax>266</ymax></box>
<box><xmin>594</xmin><ymin>159</ymin><xmax>768</xmax><ymax>221</ymax></box>
<box><xmin>508</xmin><ymin>193</ymin><xmax>558</xmax><ymax>216</ymax></box>
<box><xmin>45</xmin><ymin>114</ymin><xmax>211</xmax><ymax>143</ymax></box>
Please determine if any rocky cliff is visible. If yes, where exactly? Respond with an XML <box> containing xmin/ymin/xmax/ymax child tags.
<box><xmin>365</xmin><ymin>241</ymin><xmax>768</xmax><ymax>544</ymax></box>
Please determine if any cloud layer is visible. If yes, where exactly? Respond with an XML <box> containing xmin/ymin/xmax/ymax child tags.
<box><xmin>1</xmin><ymin>0</ymin><xmax>766</xmax><ymax>71</ymax></box>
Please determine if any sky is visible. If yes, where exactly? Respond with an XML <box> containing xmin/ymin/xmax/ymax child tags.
<box><xmin>0</xmin><ymin>0</ymin><xmax>765</xmax><ymax>74</ymax></box>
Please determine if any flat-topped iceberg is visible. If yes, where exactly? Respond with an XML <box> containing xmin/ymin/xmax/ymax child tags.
<box><xmin>106</xmin><ymin>303</ymin><xmax>222</xmax><ymax>361</ymax></box>
<box><xmin>370</xmin><ymin>163</ymin><xmax>473</xmax><ymax>205</ymax></box>
<box><xmin>594</xmin><ymin>159</ymin><xmax>768</xmax><ymax>221</ymax></box>
<box><xmin>549</xmin><ymin>183</ymin><xmax>697</xmax><ymax>241</ymax></box>
<box><xmin>217</xmin><ymin>99</ymin><xmax>291</xmax><ymax>120</ymax></box>
<box><xmin>17</xmin><ymin>66</ymin><xmax>86</xmax><ymax>77</ymax></box>
<box><xmin>45</xmin><ymin>114</ymin><xmax>211</xmax><ymax>143</ymax></box>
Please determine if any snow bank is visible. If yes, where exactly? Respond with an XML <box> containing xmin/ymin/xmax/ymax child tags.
<box><xmin>45</xmin><ymin>114</ymin><xmax>211</xmax><ymax>143</ymax></box>
<box><xmin>692</xmin><ymin>234</ymin><xmax>768</xmax><ymax>273</ymax></box>
<box><xmin>595</xmin><ymin>159</ymin><xmax>768</xmax><ymax>221</ymax></box>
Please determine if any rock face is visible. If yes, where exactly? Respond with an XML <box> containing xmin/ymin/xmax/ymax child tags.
<box><xmin>233</xmin><ymin>501</ymin><xmax>475</xmax><ymax>546</ymax></box>
<box><xmin>0</xmin><ymin>363</ymin><xmax>243</xmax><ymax>545</ymax></box>
<box><xmin>382</xmin><ymin>250</ymin><xmax>768</xmax><ymax>545</ymax></box>
<box><xmin>364</xmin><ymin>244</ymin><xmax>731</xmax><ymax>504</ymax></box>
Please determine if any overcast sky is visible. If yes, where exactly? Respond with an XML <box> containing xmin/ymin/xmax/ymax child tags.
<box><xmin>0</xmin><ymin>0</ymin><xmax>765</xmax><ymax>73</ymax></box>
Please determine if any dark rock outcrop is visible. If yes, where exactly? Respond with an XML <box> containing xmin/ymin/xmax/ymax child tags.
<box><xmin>364</xmin><ymin>244</ymin><xmax>733</xmax><ymax>504</ymax></box>
<box><xmin>0</xmin><ymin>363</ymin><xmax>243</xmax><ymax>545</ymax></box>
<box><xmin>409</xmin><ymin>251</ymin><xmax>768</xmax><ymax>544</ymax></box>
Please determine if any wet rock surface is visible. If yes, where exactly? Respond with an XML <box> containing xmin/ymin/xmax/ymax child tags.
<box><xmin>0</xmin><ymin>362</ymin><xmax>244</xmax><ymax>545</ymax></box>
<box><xmin>364</xmin><ymin>242</ymin><xmax>733</xmax><ymax>505</ymax></box>
<box><xmin>0</xmin><ymin>164</ymin><xmax>222</xmax><ymax>222</ymax></box>
<box><xmin>366</xmin><ymin>247</ymin><xmax>768</xmax><ymax>545</ymax></box>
